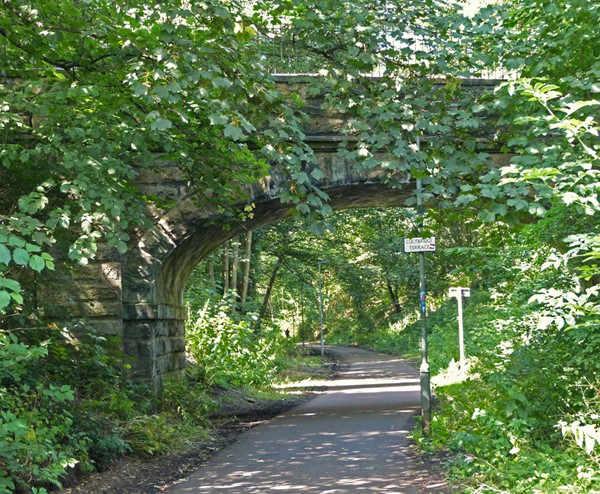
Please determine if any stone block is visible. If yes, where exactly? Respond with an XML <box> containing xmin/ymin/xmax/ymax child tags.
<box><xmin>77</xmin><ymin>300</ymin><xmax>123</xmax><ymax>318</ymax></box>
<box><xmin>123</xmin><ymin>339</ymin><xmax>141</xmax><ymax>358</ymax></box>
<box><xmin>171</xmin><ymin>323</ymin><xmax>185</xmax><ymax>338</ymax></box>
<box><xmin>167</xmin><ymin>352</ymin><xmax>187</xmax><ymax>372</ymax></box>
<box><xmin>153</xmin><ymin>354</ymin><xmax>172</xmax><ymax>375</ymax></box>
<box><xmin>153</xmin><ymin>323</ymin><xmax>170</xmax><ymax>338</ymax></box>
<box><xmin>90</xmin><ymin>319</ymin><xmax>124</xmax><ymax>337</ymax></box>
<box><xmin>165</xmin><ymin>337</ymin><xmax>186</xmax><ymax>354</ymax></box>
<box><xmin>123</xmin><ymin>303</ymin><xmax>187</xmax><ymax>321</ymax></box>
<box><xmin>145</xmin><ymin>339</ymin><xmax>165</xmax><ymax>357</ymax></box>
<box><xmin>127</xmin><ymin>357</ymin><xmax>155</xmax><ymax>381</ymax></box>
<box><xmin>134</xmin><ymin>161</ymin><xmax>183</xmax><ymax>184</ymax></box>
<box><xmin>124</xmin><ymin>322</ymin><xmax>156</xmax><ymax>340</ymax></box>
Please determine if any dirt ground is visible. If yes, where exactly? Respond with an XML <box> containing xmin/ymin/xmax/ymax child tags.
<box><xmin>59</xmin><ymin>352</ymin><xmax>452</xmax><ymax>493</ymax></box>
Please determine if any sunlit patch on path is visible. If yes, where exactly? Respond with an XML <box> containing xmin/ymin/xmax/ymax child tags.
<box><xmin>166</xmin><ymin>346</ymin><xmax>451</xmax><ymax>493</ymax></box>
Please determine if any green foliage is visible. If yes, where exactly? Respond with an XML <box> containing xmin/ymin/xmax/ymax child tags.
<box><xmin>0</xmin><ymin>323</ymin><xmax>231</xmax><ymax>489</ymax></box>
<box><xmin>395</xmin><ymin>36</ymin><xmax>600</xmax><ymax>485</ymax></box>
<box><xmin>186</xmin><ymin>300</ymin><xmax>290</xmax><ymax>389</ymax></box>
<box><xmin>0</xmin><ymin>333</ymin><xmax>85</xmax><ymax>493</ymax></box>
<box><xmin>1</xmin><ymin>0</ymin><xmax>599</xmax><ymax>491</ymax></box>
<box><xmin>0</xmin><ymin>0</ymin><xmax>321</xmax><ymax>314</ymax></box>
<box><xmin>410</xmin><ymin>229</ymin><xmax>599</xmax><ymax>492</ymax></box>
<box><xmin>337</xmin><ymin>203</ymin><xmax>599</xmax><ymax>493</ymax></box>
<box><xmin>470</xmin><ymin>0</ymin><xmax>600</xmax><ymax>79</ymax></box>
<box><xmin>0</xmin><ymin>324</ymin><xmax>152</xmax><ymax>487</ymax></box>
<box><xmin>122</xmin><ymin>413</ymin><xmax>200</xmax><ymax>459</ymax></box>
<box><xmin>158</xmin><ymin>375</ymin><xmax>217</xmax><ymax>426</ymax></box>
<box><xmin>363</xmin><ymin>321</ymin><xmax>420</xmax><ymax>360</ymax></box>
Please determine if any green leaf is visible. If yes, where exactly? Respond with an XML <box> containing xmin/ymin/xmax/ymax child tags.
<box><xmin>481</xmin><ymin>186</ymin><xmax>500</xmax><ymax>199</ymax></box>
<box><xmin>0</xmin><ymin>244</ymin><xmax>11</xmax><ymax>265</ymax></box>
<box><xmin>224</xmin><ymin>125</ymin><xmax>244</xmax><ymax>141</ymax></box>
<box><xmin>507</xmin><ymin>198</ymin><xmax>528</xmax><ymax>210</ymax></box>
<box><xmin>455</xmin><ymin>194</ymin><xmax>477</xmax><ymax>206</ymax></box>
<box><xmin>0</xmin><ymin>291</ymin><xmax>10</xmax><ymax>309</ymax></box>
<box><xmin>490</xmin><ymin>203</ymin><xmax>508</xmax><ymax>216</ymax></box>
<box><xmin>562</xmin><ymin>192</ymin><xmax>579</xmax><ymax>205</ymax></box>
<box><xmin>8</xmin><ymin>236</ymin><xmax>25</xmax><ymax>248</ymax></box>
<box><xmin>311</xmin><ymin>168</ymin><xmax>325</xmax><ymax>180</ymax></box>
<box><xmin>10</xmin><ymin>292</ymin><xmax>23</xmax><ymax>305</ymax></box>
<box><xmin>28</xmin><ymin>255</ymin><xmax>45</xmax><ymax>273</ymax></box>
<box><xmin>559</xmin><ymin>99</ymin><xmax>600</xmax><ymax>117</ymax></box>
<box><xmin>292</xmin><ymin>172</ymin><xmax>310</xmax><ymax>184</ymax></box>
<box><xmin>116</xmin><ymin>241</ymin><xmax>128</xmax><ymax>254</ymax></box>
<box><xmin>307</xmin><ymin>194</ymin><xmax>321</xmax><ymax>207</ymax></box>
<box><xmin>477</xmin><ymin>210</ymin><xmax>496</xmax><ymax>222</ymax></box>
<box><xmin>131</xmin><ymin>81</ymin><xmax>149</xmax><ymax>97</ymax></box>
<box><xmin>296</xmin><ymin>203</ymin><xmax>310</xmax><ymax>214</ymax></box>
<box><xmin>150</xmin><ymin>118</ymin><xmax>173</xmax><ymax>131</ymax></box>
<box><xmin>0</xmin><ymin>278</ymin><xmax>20</xmax><ymax>292</ymax></box>
<box><xmin>18</xmin><ymin>193</ymin><xmax>48</xmax><ymax>214</ymax></box>
<box><xmin>321</xmin><ymin>204</ymin><xmax>333</xmax><ymax>216</ymax></box>
<box><xmin>12</xmin><ymin>248</ymin><xmax>29</xmax><ymax>266</ymax></box>
<box><xmin>25</xmin><ymin>243</ymin><xmax>42</xmax><ymax>253</ymax></box>
<box><xmin>209</xmin><ymin>113</ymin><xmax>228</xmax><ymax>126</ymax></box>
<box><xmin>213</xmin><ymin>77</ymin><xmax>232</xmax><ymax>89</ymax></box>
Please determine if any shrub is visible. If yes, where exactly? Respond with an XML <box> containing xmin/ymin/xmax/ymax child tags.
<box><xmin>0</xmin><ymin>333</ymin><xmax>86</xmax><ymax>493</ymax></box>
<box><xmin>186</xmin><ymin>301</ymin><xmax>289</xmax><ymax>389</ymax></box>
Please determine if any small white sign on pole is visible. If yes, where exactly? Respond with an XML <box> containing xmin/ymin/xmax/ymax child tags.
<box><xmin>449</xmin><ymin>287</ymin><xmax>470</xmax><ymax>298</ymax></box>
<box><xmin>404</xmin><ymin>236</ymin><xmax>436</xmax><ymax>253</ymax></box>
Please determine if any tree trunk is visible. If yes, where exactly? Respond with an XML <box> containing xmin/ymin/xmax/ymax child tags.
<box><xmin>255</xmin><ymin>255</ymin><xmax>284</xmax><ymax>332</ymax></box>
<box><xmin>231</xmin><ymin>239</ymin><xmax>239</xmax><ymax>298</ymax></box>
<box><xmin>241</xmin><ymin>231</ymin><xmax>253</xmax><ymax>306</ymax></box>
<box><xmin>222</xmin><ymin>243</ymin><xmax>230</xmax><ymax>295</ymax></box>
<box><xmin>386</xmin><ymin>277</ymin><xmax>402</xmax><ymax>314</ymax></box>
<box><xmin>207</xmin><ymin>259</ymin><xmax>216</xmax><ymax>291</ymax></box>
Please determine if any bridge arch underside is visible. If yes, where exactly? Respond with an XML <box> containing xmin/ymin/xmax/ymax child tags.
<box><xmin>122</xmin><ymin>180</ymin><xmax>414</xmax><ymax>384</ymax></box>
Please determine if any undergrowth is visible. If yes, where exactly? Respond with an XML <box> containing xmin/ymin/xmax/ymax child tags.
<box><xmin>0</xmin><ymin>304</ymin><xmax>301</xmax><ymax>493</ymax></box>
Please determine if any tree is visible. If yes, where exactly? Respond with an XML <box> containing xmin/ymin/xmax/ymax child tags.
<box><xmin>419</xmin><ymin>0</ymin><xmax>600</xmax><ymax>479</ymax></box>
<box><xmin>0</xmin><ymin>0</ymin><xmax>317</xmax><ymax>312</ymax></box>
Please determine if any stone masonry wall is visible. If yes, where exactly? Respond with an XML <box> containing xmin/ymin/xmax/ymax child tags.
<box><xmin>122</xmin><ymin>304</ymin><xmax>187</xmax><ymax>387</ymax></box>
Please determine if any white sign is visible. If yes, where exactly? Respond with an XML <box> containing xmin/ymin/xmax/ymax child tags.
<box><xmin>404</xmin><ymin>236</ymin><xmax>436</xmax><ymax>253</ymax></box>
<box><xmin>449</xmin><ymin>287</ymin><xmax>470</xmax><ymax>298</ymax></box>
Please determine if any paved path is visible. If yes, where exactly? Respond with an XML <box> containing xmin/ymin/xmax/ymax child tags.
<box><xmin>166</xmin><ymin>346</ymin><xmax>448</xmax><ymax>493</ymax></box>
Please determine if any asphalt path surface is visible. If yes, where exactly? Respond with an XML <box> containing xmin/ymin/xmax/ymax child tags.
<box><xmin>166</xmin><ymin>346</ymin><xmax>449</xmax><ymax>493</ymax></box>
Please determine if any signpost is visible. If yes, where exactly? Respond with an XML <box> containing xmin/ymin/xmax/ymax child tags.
<box><xmin>449</xmin><ymin>287</ymin><xmax>470</xmax><ymax>369</ymax></box>
<box><xmin>404</xmin><ymin>178</ymin><xmax>434</xmax><ymax>435</ymax></box>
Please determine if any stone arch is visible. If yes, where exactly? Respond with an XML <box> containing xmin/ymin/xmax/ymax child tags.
<box><xmin>121</xmin><ymin>145</ymin><xmax>415</xmax><ymax>385</ymax></box>
<box><xmin>47</xmin><ymin>77</ymin><xmax>504</xmax><ymax>387</ymax></box>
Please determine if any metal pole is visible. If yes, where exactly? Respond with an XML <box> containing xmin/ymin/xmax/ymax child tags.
<box><xmin>458</xmin><ymin>289</ymin><xmax>465</xmax><ymax>369</ymax></box>
<box><xmin>318</xmin><ymin>260</ymin><xmax>329</xmax><ymax>358</ymax></box>
<box><xmin>417</xmin><ymin>178</ymin><xmax>432</xmax><ymax>435</ymax></box>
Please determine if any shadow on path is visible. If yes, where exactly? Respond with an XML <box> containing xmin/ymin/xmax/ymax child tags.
<box><xmin>167</xmin><ymin>346</ymin><xmax>451</xmax><ymax>493</ymax></box>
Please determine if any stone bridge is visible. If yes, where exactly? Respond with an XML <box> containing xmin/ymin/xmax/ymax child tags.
<box><xmin>44</xmin><ymin>77</ymin><xmax>507</xmax><ymax>387</ymax></box>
